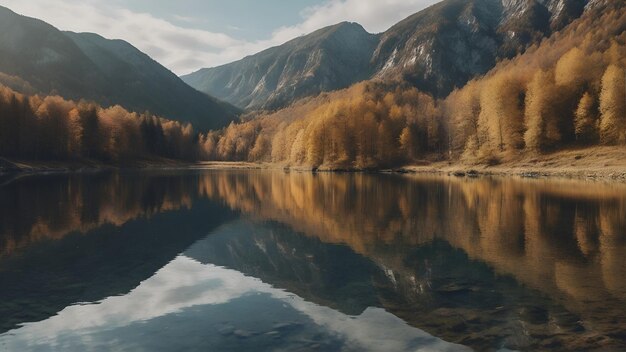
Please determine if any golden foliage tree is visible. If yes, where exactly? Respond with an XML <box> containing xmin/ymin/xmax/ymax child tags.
<box><xmin>0</xmin><ymin>85</ymin><xmax>201</xmax><ymax>161</ymax></box>
<box><xmin>399</xmin><ymin>125</ymin><xmax>418</xmax><ymax>161</ymax></box>
<box><xmin>524</xmin><ymin>70</ymin><xmax>561</xmax><ymax>151</ymax></box>
<box><xmin>599</xmin><ymin>65</ymin><xmax>626</xmax><ymax>144</ymax></box>
<box><xmin>574</xmin><ymin>92</ymin><xmax>599</xmax><ymax>143</ymax></box>
<box><xmin>478</xmin><ymin>73</ymin><xmax>525</xmax><ymax>158</ymax></box>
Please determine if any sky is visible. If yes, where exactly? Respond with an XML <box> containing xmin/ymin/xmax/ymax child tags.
<box><xmin>0</xmin><ymin>0</ymin><xmax>439</xmax><ymax>75</ymax></box>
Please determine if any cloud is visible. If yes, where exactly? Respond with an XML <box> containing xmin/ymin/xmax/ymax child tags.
<box><xmin>0</xmin><ymin>0</ymin><xmax>246</xmax><ymax>74</ymax></box>
<box><xmin>275</xmin><ymin>0</ymin><xmax>438</xmax><ymax>42</ymax></box>
<box><xmin>0</xmin><ymin>0</ymin><xmax>439</xmax><ymax>75</ymax></box>
<box><xmin>172</xmin><ymin>14</ymin><xmax>200</xmax><ymax>24</ymax></box>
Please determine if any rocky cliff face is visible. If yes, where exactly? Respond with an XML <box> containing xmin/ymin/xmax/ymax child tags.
<box><xmin>185</xmin><ymin>0</ymin><xmax>588</xmax><ymax>109</ymax></box>
<box><xmin>371</xmin><ymin>0</ymin><xmax>587</xmax><ymax>97</ymax></box>
<box><xmin>0</xmin><ymin>6</ymin><xmax>239</xmax><ymax>131</ymax></box>
<box><xmin>182</xmin><ymin>22</ymin><xmax>378</xmax><ymax>111</ymax></box>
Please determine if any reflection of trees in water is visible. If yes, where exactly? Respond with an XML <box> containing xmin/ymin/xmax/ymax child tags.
<box><xmin>0</xmin><ymin>172</ymin><xmax>194</xmax><ymax>258</ymax></box>
<box><xmin>197</xmin><ymin>171</ymin><xmax>626</xmax><ymax>349</ymax></box>
<box><xmin>0</xmin><ymin>176</ymin><xmax>234</xmax><ymax>335</ymax></box>
<box><xmin>2</xmin><ymin>171</ymin><xmax>624</xmax><ymax>309</ymax></box>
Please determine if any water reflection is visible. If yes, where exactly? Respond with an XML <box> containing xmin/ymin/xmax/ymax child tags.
<box><xmin>2</xmin><ymin>223</ymin><xmax>466</xmax><ymax>352</ymax></box>
<box><xmin>0</xmin><ymin>171</ymin><xmax>625</xmax><ymax>351</ymax></box>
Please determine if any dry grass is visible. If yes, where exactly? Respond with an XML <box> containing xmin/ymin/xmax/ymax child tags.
<box><xmin>404</xmin><ymin>146</ymin><xmax>626</xmax><ymax>181</ymax></box>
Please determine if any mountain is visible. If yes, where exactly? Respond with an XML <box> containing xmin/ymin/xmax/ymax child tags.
<box><xmin>63</xmin><ymin>32</ymin><xmax>240</xmax><ymax>130</ymax></box>
<box><xmin>184</xmin><ymin>0</ymin><xmax>587</xmax><ymax>110</ymax></box>
<box><xmin>0</xmin><ymin>6</ymin><xmax>239</xmax><ymax>131</ymax></box>
<box><xmin>373</xmin><ymin>0</ymin><xmax>587</xmax><ymax>95</ymax></box>
<box><xmin>182</xmin><ymin>22</ymin><xmax>378</xmax><ymax>110</ymax></box>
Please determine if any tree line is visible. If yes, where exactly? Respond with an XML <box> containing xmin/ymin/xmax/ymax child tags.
<box><xmin>0</xmin><ymin>86</ymin><xmax>198</xmax><ymax>161</ymax></box>
<box><xmin>198</xmin><ymin>3</ymin><xmax>625</xmax><ymax>169</ymax></box>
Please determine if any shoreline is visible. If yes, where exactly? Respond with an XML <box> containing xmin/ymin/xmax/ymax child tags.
<box><xmin>190</xmin><ymin>161</ymin><xmax>626</xmax><ymax>183</ymax></box>
<box><xmin>397</xmin><ymin>165</ymin><xmax>626</xmax><ymax>182</ymax></box>
<box><xmin>399</xmin><ymin>146</ymin><xmax>626</xmax><ymax>182</ymax></box>
<box><xmin>3</xmin><ymin>162</ymin><xmax>625</xmax><ymax>183</ymax></box>
<box><xmin>0</xmin><ymin>157</ymin><xmax>199</xmax><ymax>177</ymax></box>
<box><xmin>2</xmin><ymin>145</ymin><xmax>625</xmax><ymax>182</ymax></box>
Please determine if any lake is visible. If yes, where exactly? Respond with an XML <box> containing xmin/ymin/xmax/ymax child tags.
<box><xmin>0</xmin><ymin>170</ymin><xmax>625</xmax><ymax>351</ymax></box>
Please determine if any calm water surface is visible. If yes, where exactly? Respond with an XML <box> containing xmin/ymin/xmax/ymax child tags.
<box><xmin>0</xmin><ymin>170</ymin><xmax>625</xmax><ymax>351</ymax></box>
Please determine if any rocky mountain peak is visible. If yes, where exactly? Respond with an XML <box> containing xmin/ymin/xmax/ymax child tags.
<box><xmin>184</xmin><ymin>0</ymin><xmax>590</xmax><ymax>110</ymax></box>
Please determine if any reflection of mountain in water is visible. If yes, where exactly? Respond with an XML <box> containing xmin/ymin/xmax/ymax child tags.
<box><xmin>185</xmin><ymin>220</ymin><xmax>588</xmax><ymax>351</ymax></box>
<box><xmin>186</xmin><ymin>220</ymin><xmax>383</xmax><ymax>316</ymax></box>
<box><xmin>0</xmin><ymin>180</ymin><xmax>236</xmax><ymax>333</ymax></box>
<box><xmin>1</xmin><ymin>255</ymin><xmax>469</xmax><ymax>352</ymax></box>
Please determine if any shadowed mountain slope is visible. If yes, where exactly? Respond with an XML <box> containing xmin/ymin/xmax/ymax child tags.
<box><xmin>0</xmin><ymin>6</ymin><xmax>239</xmax><ymax>131</ymax></box>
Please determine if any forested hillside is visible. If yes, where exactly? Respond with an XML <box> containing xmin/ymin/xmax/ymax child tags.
<box><xmin>0</xmin><ymin>85</ymin><xmax>203</xmax><ymax>162</ymax></box>
<box><xmin>197</xmin><ymin>1</ymin><xmax>625</xmax><ymax>169</ymax></box>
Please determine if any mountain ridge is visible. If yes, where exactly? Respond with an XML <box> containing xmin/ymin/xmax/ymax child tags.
<box><xmin>183</xmin><ymin>0</ymin><xmax>588</xmax><ymax>110</ymax></box>
<box><xmin>0</xmin><ymin>5</ymin><xmax>239</xmax><ymax>131</ymax></box>
<box><xmin>183</xmin><ymin>21</ymin><xmax>378</xmax><ymax>111</ymax></box>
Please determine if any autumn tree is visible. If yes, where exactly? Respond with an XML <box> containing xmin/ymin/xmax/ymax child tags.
<box><xmin>16</xmin><ymin>94</ymin><xmax>37</xmax><ymax>158</ymax></box>
<box><xmin>478</xmin><ymin>73</ymin><xmax>525</xmax><ymax>158</ymax></box>
<box><xmin>77</xmin><ymin>102</ymin><xmax>100</xmax><ymax>158</ymax></box>
<box><xmin>66</xmin><ymin>108</ymin><xmax>83</xmax><ymax>157</ymax></box>
<box><xmin>524</xmin><ymin>70</ymin><xmax>561</xmax><ymax>151</ymax></box>
<box><xmin>305</xmin><ymin>118</ymin><xmax>326</xmax><ymax>167</ymax></box>
<box><xmin>574</xmin><ymin>92</ymin><xmax>599</xmax><ymax>143</ymax></box>
<box><xmin>271</xmin><ymin>127</ymin><xmax>287</xmax><ymax>163</ymax></box>
<box><xmin>399</xmin><ymin>125</ymin><xmax>418</xmax><ymax>161</ymax></box>
<box><xmin>445</xmin><ymin>81</ymin><xmax>481</xmax><ymax>158</ymax></box>
<box><xmin>599</xmin><ymin>65</ymin><xmax>626</xmax><ymax>144</ymax></box>
<box><xmin>0</xmin><ymin>91</ymin><xmax>22</xmax><ymax>156</ymax></box>
<box><xmin>554</xmin><ymin>47</ymin><xmax>601</xmax><ymax>89</ymax></box>
<box><xmin>35</xmin><ymin>96</ymin><xmax>74</xmax><ymax>158</ymax></box>
<box><xmin>248</xmin><ymin>133</ymin><xmax>270</xmax><ymax>161</ymax></box>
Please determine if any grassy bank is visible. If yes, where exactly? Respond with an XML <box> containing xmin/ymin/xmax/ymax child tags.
<box><xmin>401</xmin><ymin>146</ymin><xmax>626</xmax><ymax>181</ymax></box>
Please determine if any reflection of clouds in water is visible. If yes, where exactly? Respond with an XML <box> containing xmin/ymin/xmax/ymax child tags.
<box><xmin>294</xmin><ymin>305</ymin><xmax>469</xmax><ymax>352</ymax></box>
<box><xmin>0</xmin><ymin>255</ymin><xmax>469</xmax><ymax>352</ymax></box>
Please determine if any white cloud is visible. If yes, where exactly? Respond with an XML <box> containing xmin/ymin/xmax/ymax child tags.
<box><xmin>0</xmin><ymin>0</ymin><xmax>439</xmax><ymax>75</ymax></box>
<box><xmin>275</xmin><ymin>0</ymin><xmax>438</xmax><ymax>42</ymax></box>
<box><xmin>172</xmin><ymin>14</ymin><xmax>201</xmax><ymax>24</ymax></box>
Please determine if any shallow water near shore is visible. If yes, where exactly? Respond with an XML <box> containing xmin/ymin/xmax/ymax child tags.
<box><xmin>0</xmin><ymin>170</ymin><xmax>625</xmax><ymax>351</ymax></box>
